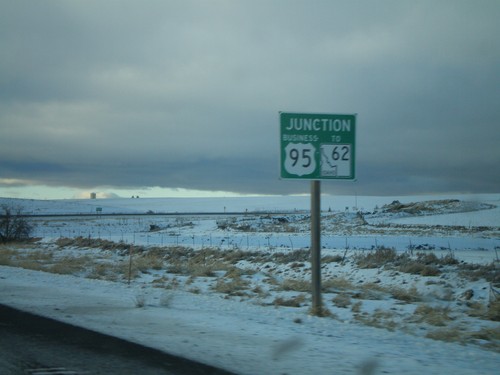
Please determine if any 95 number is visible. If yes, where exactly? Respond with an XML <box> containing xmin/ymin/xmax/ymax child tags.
<box><xmin>284</xmin><ymin>143</ymin><xmax>316</xmax><ymax>176</ymax></box>
<box><xmin>289</xmin><ymin>148</ymin><xmax>312</xmax><ymax>167</ymax></box>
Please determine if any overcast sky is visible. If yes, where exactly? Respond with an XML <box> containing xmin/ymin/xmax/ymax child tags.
<box><xmin>1</xmin><ymin>0</ymin><xmax>499</xmax><ymax>199</ymax></box>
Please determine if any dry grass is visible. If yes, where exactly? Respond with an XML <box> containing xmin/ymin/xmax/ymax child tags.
<box><xmin>252</xmin><ymin>285</ymin><xmax>270</xmax><ymax>298</ymax></box>
<box><xmin>165</xmin><ymin>248</ymin><xmax>239</xmax><ymax>277</ymax></box>
<box><xmin>412</xmin><ymin>304</ymin><xmax>453</xmax><ymax>326</ymax></box>
<box><xmin>486</xmin><ymin>300</ymin><xmax>500</xmax><ymax>321</ymax></box>
<box><xmin>352</xmin><ymin>282</ymin><xmax>421</xmax><ymax>303</ymax></box>
<box><xmin>390</xmin><ymin>285</ymin><xmax>421</xmax><ymax>303</ymax></box>
<box><xmin>220</xmin><ymin>249</ymin><xmax>262</xmax><ymax>264</ymax></box>
<box><xmin>309</xmin><ymin>305</ymin><xmax>333</xmax><ymax>317</ymax></box>
<box><xmin>351</xmin><ymin>301</ymin><xmax>362</xmax><ymax>313</ymax></box>
<box><xmin>468</xmin><ymin>327</ymin><xmax>500</xmax><ymax>351</ymax></box>
<box><xmin>47</xmin><ymin>256</ymin><xmax>93</xmax><ymax>275</ymax></box>
<box><xmin>398</xmin><ymin>261</ymin><xmax>441</xmax><ymax>276</ymax></box>
<box><xmin>354</xmin><ymin>309</ymin><xmax>398</xmax><ymax>331</ymax></box>
<box><xmin>151</xmin><ymin>276</ymin><xmax>180</xmax><ymax>290</ymax></box>
<box><xmin>87</xmin><ymin>263</ymin><xmax>120</xmax><ymax>281</ymax></box>
<box><xmin>419</xmin><ymin>307</ymin><xmax>499</xmax><ymax>350</ymax></box>
<box><xmin>425</xmin><ymin>328</ymin><xmax>464</xmax><ymax>344</ymax></box>
<box><xmin>459</xmin><ymin>262</ymin><xmax>499</xmax><ymax>284</ymax></box>
<box><xmin>133</xmin><ymin>254</ymin><xmax>164</xmax><ymax>272</ymax></box>
<box><xmin>55</xmin><ymin>237</ymin><xmax>134</xmax><ymax>253</ymax></box>
<box><xmin>412</xmin><ymin>252</ymin><xmax>458</xmax><ymax>266</ymax></box>
<box><xmin>322</xmin><ymin>254</ymin><xmax>344</xmax><ymax>263</ymax></box>
<box><xmin>353</xmin><ymin>248</ymin><xmax>460</xmax><ymax>277</ymax></box>
<box><xmin>469</xmin><ymin>326</ymin><xmax>500</xmax><ymax>341</ymax></box>
<box><xmin>272</xmin><ymin>250</ymin><xmax>310</xmax><ymax>264</ymax></box>
<box><xmin>280</xmin><ymin>278</ymin><xmax>311</xmax><ymax>292</ymax></box>
<box><xmin>273</xmin><ymin>294</ymin><xmax>306</xmax><ymax>307</ymax></box>
<box><xmin>354</xmin><ymin>247</ymin><xmax>397</xmax><ymax>269</ymax></box>
<box><xmin>395</xmin><ymin>252</ymin><xmax>459</xmax><ymax>277</ymax></box>
<box><xmin>213</xmin><ymin>276</ymin><xmax>250</xmax><ymax>296</ymax></box>
<box><xmin>0</xmin><ymin>247</ymin><xmax>17</xmax><ymax>266</ymax></box>
<box><xmin>322</xmin><ymin>277</ymin><xmax>354</xmax><ymax>292</ymax></box>
<box><xmin>354</xmin><ymin>283</ymin><xmax>387</xmax><ymax>300</ymax></box>
<box><xmin>332</xmin><ymin>293</ymin><xmax>352</xmax><ymax>308</ymax></box>
<box><xmin>3</xmin><ymin>238</ymin><xmax>498</xmax><ymax>351</ymax></box>
<box><xmin>24</xmin><ymin>250</ymin><xmax>54</xmax><ymax>262</ymax></box>
<box><xmin>0</xmin><ymin>245</ymin><xmax>94</xmax><ymax>275</ymax></box>
<box><xmin>11</xmin><ymin>259</ymin><xmax>46</xmax><ymax>271</ymax></box>
<box><xmin>0</xmin><ymin>246</ymin><xmax>53</xmax><ymax>267</ymax></box>
<box><xmin>463</xmin><ymin>300</ymin><xmax>499</xmax><ymax>322</ymax></box>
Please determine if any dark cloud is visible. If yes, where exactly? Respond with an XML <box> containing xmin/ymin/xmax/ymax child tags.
<box><xmin>1</xmin><ymin>0</ymin><xmax>499</xmax><ymax>197</ymax></box>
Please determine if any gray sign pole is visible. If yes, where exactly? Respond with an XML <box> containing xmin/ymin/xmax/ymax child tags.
<box><xmin>311</xmin><ymin>180</ymin><xmax>322</xmax><ymax>315</ymax></box>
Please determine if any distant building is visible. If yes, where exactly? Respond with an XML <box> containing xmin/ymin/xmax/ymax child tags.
<box><xmin>90</xmin><ymin>192</ymin><xmax>97</xmax><ymax>199</ymax></box>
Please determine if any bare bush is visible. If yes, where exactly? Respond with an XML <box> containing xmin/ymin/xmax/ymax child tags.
<box><xmin>0</xmin><ymin>205</ymin><xmax>34</xmax><ymax>243</ymax></box>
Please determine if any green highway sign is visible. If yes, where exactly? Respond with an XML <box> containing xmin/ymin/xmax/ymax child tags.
<box><xmin>280</xmin><ymin>112</ymin><xmax>356</xmax><ymax>180</ymax></box>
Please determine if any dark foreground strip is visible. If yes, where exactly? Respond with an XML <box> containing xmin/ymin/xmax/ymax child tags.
<box><xmin>0</xmin><ymin>304</ymin><xmax>235</xmax><ymax>375</ymax></box>
<box><xmin>26</xmin><ymin>367</ymin><xmax>80</xmax><ymax>374</ymax></box>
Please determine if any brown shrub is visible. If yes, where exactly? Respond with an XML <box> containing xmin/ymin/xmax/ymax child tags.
<box><xmin>355</xmin><ymin>247</ymin><xmax>398</xmax><ymax>269</ymax></box>
<box><xmin>425</xmin><ymin>328</ymin><xmax>464</xmax><ymax>344</ymax></box>
<box><xmin>398</xmin><ymin>261</ymin><xmax>441</xmax><ymax>276</ymax></box>
<box><xmin>273</xmin><ymin>294</ymin><xmax>306</xmax><ymax>308</ymax></box>
<box><xmin>487</xmin><ymin>300</ymin><xmax>500</xmax><ymax>321</ymax></box>
<box><xmin>390</xmin><ymin>285</ymin><xmax>421</xmax><ymax>303</ymax></box>
<box><xmin>213</xmin><ymin>276</ymin><xmax>250</xmax><ymax>296</ymax></box>
<box><xmin>332</xmin><ymin>293</ymin><xmax>352</xmax><ymax>308</ymax></box>
<box><xmin>412</xmin><ymin>304</ymin><xmax>453</xmax><ymax>326</ymax></box>
<box><xmin>459</xmin><ymin>262</ymin><xmax>499</xmax><ymax>284</ymax></box>
<box><xmin>280</xmin><ymin>279</ymin><xmax>311</xmax><ymax>292</ymax></box>
<box><xmin>322</xmin><ymin>277</ymin><xmax>354</xmax><ymax>291</ymax></box>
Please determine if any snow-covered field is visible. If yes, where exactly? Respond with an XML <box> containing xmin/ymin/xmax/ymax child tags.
<box><xmin>1</xmin><ymin>194</ymin><xmax>499</xmax><ymax>374</ymax></box>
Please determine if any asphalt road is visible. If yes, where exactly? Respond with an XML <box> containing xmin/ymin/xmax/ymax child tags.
<box><xmin>0</xmin><ymin>304</ymin><xmax>234</xmax><ymax>375</ymax></box>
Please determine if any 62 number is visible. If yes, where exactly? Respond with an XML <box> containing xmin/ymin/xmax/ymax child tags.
<box><xmin>331</xmin><ymin>146</ymin><xmax>350</xmax><ymax>161</ymax></box>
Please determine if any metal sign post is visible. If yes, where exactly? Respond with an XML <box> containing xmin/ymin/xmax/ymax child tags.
<box><xmin>310</xmin><ymin>180</ymin><xmax>322</xmax><ymax>314</ymax></box>
<box><xmin>280</xmin><ymin>112</ymin><xmax>356</xmax><ymax>316</ymax></box>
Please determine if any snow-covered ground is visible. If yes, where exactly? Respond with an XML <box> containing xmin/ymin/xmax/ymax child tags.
<box><xmin>1</xmin><ymin>194</ymin><xmax>499</xmax><ymax>374</ymax></box>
